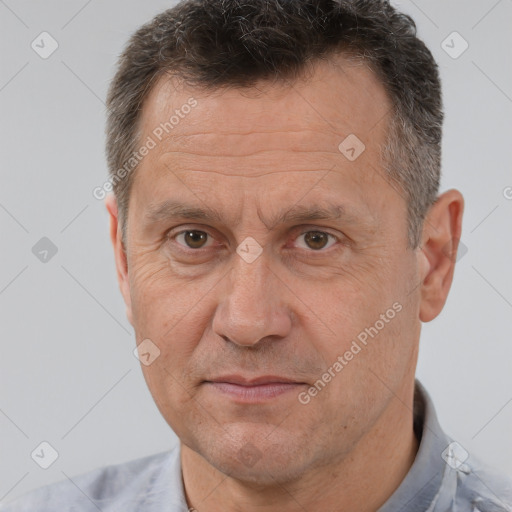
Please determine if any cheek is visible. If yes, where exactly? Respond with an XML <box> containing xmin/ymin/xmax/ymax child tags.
<box><xmin>129</xmin><ymin>252</ymin><xmax>201</xmax><ymax>330</ymax></box>
<box><xmin>299</xmin><ymin>263</ymin><xmax>389</xmax><ymax>351</ymax></box>
<box><xmin>128</xmin><ymin>256</ymin><xmax>224</xmax><ymax>373</ymax></box>
<box><xmin>139</xmin><ymin>358</ymin><xmax>204</xmax><ymax>446</ymax></box>
<box><xmin>301</xmin><ymin>255</ymin><xmax>416</xmax><ymax>388</ymax></box>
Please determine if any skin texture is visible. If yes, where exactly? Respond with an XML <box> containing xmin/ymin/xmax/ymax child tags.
<box><xmin>106</xmin><ymin>56</ymin><xmax>464</xmax><ymax>512</ymax></box>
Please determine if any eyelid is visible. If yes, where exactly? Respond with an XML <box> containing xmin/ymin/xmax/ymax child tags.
<box><xmin>166</xmin><ymin>224</ymin><xmax>345</xmax><ymax>252</ymax></box>
<box><xmin>291</xmin><ymin>227</ymin><xmax>341</xmax><ymax>251</ymax></box>
<box><xmin>167</xmin><ymin>227</ymin><xmax>217</xmax><ymax>250</ymax></box>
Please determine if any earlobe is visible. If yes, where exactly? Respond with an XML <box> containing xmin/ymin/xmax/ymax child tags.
<box><xmin>105</xmin><ymin>193</ymin><xmax>134</xmax><ymax>326</ymax></box>
<box><xmin>418</xmin><ymin>189</ymin><xmax>464</xmax><ymax>323</ymax></box>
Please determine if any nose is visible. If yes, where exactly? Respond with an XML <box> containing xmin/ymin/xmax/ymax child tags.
<box><xmin>212</xmin><ymin>248</ymin><xmax>293</xmax><ymax>347</ymax></box>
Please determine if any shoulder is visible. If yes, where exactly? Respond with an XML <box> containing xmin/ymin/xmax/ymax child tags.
<box><xmin>0</xmin><ymin>449</ymin><xmax>176</xmax><ymax>512</ymax></box>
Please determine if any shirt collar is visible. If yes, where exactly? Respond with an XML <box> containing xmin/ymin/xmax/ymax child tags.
<box><xmin>377</xmin><ymin>379</ymin><xmax>452</xmax><ymax>512</ymax></box>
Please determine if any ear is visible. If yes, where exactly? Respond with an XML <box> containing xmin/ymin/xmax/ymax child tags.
<box><xmin>417</xmin><ymin>189</ymin><xmax>465</xmax><ymax>322</ymax></box>
<box><xmin>105</xmin><ymin>193</ymin><xmax>133</xmax><ymax>326</ymax></box>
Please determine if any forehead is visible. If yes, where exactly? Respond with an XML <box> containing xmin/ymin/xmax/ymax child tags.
<box><xmin>130</xmin><ymin>56</ymin><xmax>396</xmax><ymax>226</ymax></box>
<box><xmin>139</xmin><ymin>56</ymin><xmax>391</xmax><ymax>153</ymax></box>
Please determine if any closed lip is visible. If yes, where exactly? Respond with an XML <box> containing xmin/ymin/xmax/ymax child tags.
<box><xmin>205</xmin><ymin>375</ymin><xmax>305</xmax><ymax>386</ymax></box>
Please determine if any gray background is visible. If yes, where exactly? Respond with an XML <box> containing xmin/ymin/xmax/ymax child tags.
<box><xmin>1</xmin><ymin>0</ymin><xmax>511</xmax><ymax>503</ymax></box>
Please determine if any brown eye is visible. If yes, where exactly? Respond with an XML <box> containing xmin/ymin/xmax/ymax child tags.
<box><xmin>178</xmin><ymin>230</ymin><xmax>210</xmax><ymax>249</ymax></box>
<box><xmin>304</xmin><ymin>231</ymin><xmax>328</xmax><ymax>250</ymax></box>
<box><xmin>297</xmin><ymin>231</ymin><xmax>337</xmax><ymax>251</ymax></box>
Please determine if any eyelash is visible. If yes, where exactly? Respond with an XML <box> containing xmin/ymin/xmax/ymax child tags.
<box><xmin>167</xmin><ymin>227</ymin><xmax>342</xmax><ymax>254</ymax></box>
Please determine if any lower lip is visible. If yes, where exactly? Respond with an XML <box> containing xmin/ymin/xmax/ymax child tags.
<box><xmin>205</xmin><ymin>382</ymin><xmax>303</xmax><ymax>402</ymax></box>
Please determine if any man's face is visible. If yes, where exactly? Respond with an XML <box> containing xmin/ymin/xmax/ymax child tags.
<box><xmin>115</xmin><ymin>57</ymin><xmax>425</xmax><ymax>483</ymax></box>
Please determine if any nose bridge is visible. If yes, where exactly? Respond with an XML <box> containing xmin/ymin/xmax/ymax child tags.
<box><xmin>213</xmin><ymin>249</ymin><xmax>291</xmax><ymax>346</ymax></box>
<box><xmin>232</xmin><ymin>251</ymin><xmax>269</xmax><ymax>311</ymax></box>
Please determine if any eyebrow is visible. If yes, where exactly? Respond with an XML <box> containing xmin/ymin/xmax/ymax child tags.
<box><xmin>144</xmin><ymin>199</ymin><xmax>368</xmax><ymax>231</ymax></box>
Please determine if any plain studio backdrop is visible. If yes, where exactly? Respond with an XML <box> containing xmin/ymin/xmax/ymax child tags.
<box><xmin>1</xmin><ymin>0</ymin><xmax>511</xmax><ymax>503</ymax></box>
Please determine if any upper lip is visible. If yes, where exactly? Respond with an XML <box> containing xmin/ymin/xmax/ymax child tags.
<box><xmin>206</xmin><ymin>375</ymin><xmax>303</xmax><ymax>386</ymax></box>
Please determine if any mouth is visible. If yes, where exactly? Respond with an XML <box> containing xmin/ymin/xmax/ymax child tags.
<box><xmin>203</xmin><ymin>375</ymin><xmax>307</xmax><ymax>402</ymax></box>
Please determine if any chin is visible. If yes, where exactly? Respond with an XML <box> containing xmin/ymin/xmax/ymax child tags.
<box><xmin>199</xmin><ymin>427</ymin><xmax>314</xmax><ymax>486</ymax></box>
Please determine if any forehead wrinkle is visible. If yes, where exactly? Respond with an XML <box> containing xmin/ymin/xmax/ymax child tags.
<box><xmin>148</xmin><ymin>124</ymin><xmax>348</xmax><ymax>161</ymax></box>
<box><xmin>152</xmin><ymin>150</ymin><xmax>344</xmax><ymax>180</ymax></box>
<box><xmin>157</xmin><ymin>149</ymin><xmax>339</xmax><ymax>159</ymax></box>
<box><xmin>171</xmin><ymin>168</ymin><xmax>337</xmax><ymax>178</ymax></box>
<box><xmin>159</xmin><ymin>127</ymin><xmax>339</xmax><ymax>138</ymax></box>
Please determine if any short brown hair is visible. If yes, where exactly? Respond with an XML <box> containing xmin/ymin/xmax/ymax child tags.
<box><xmin>105</xmin><ymin>0</ymin><xmax>443</xmax><ymax>249</ymax></box>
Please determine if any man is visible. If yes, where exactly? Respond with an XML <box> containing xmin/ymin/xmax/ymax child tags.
<box><xmin>3</xmin><ymin>0</ymin><xmax>511</xmax><ymax>511</ymax></box>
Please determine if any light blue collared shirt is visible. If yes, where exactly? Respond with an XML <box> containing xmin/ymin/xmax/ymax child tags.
<box><xmin>2</xmin><ymin>380</ymin><xmax>511</xmax><ymax>511</ymax></box>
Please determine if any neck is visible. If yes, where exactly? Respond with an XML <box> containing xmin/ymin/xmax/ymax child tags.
<box><xmin>180</xmin><ymin>383</ymin><xmax>419</xmax><ymax>512</ymax></box>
